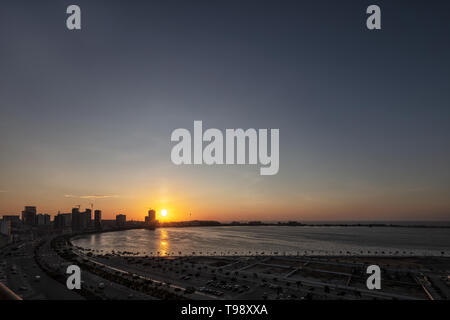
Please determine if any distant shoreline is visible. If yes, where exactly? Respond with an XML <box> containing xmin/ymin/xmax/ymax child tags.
<box><xmin>155</xmin><ymin>221</ymin><xmax>450</xmax><ymax>229</ymax></box>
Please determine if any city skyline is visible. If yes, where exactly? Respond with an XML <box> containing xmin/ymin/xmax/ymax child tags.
<box><xmin>1</xmin><ymin>202</ymin><xmax>449</xmax><ymax>222</ymax></box>
<box><xmin>1</xmin><ymin>0</ymin><xmax>450</xmax><ymax>222</ymax></box>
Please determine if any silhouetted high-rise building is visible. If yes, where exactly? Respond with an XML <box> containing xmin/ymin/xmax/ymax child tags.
<box><xmin>22</xmin><ymin>206</ymin><xmax>37</xmax><ymax>226</ymax></box>
<box><xmin>144</xmin><ymin>209</ymin><xmax>157</xmax><ymax>229</ymax></box>
<box><xmin>36</xmin><ymin>213</ymin><xmax>51</xmax><ymax>226</ymax></box>
<box><xmin>72</xmin><ymin>208</ymin><xmax>91</xmax><ymax>232</ymax></box>
<box><xmin>94</xmin><ymin>210</ymin><xmax>102</xmax><ymax>230</ymax></box>
<box><xmin>72</xmin><ymin>208</ymin><xmax>81</xmax><ymax>231</ymax></box>
<box><xmin>116</xmin><ymin>214</ymin><xmax>126</xmax><ymax>227</ymax></box>
<box><xmin>83</xmin><ymin>208</ymin><xmax>92</xmax><ymax>229</ymax></box>
<box><xmin>54</xmin><ymin>213</ymin><xmax>72</xmax><ymax>230</ymax></box>
<box><xmin>1</xmin><ymin>215</ymin><xmax>20</xmax><ymax>227</ymax></box>
<box><xmin>148</xmin><ymin>209</ymin><xmax>156</xmax><ymax>222</ymax></box>
<box><xmin>0</xmin><ymin>219</ymin><xmax>11</xmax><ymax>236</ymax></box>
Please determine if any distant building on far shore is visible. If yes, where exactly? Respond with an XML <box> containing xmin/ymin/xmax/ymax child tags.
<box><xmin>144</xmin><ymin>209</ymin><xmax>157</xmax><ymax>230</ymax></box>
<box><xmin>145</xmin><ymin>209</ymin><xmax>156</xmax><ymax>224</ymax></box>
<box><xmin>116</xmin><ymin>214</ymin><xmax>126</xmax><ymax>227</ymax></box>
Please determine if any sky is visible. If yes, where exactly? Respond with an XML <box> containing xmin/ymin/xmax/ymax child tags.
<box><xmin>0</xmin><ymin>0</ymin><xmax>449</xmax><ymax>221</ymax></box>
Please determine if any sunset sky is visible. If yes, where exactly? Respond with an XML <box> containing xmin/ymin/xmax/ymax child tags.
<box><xmin>1</xmin><ymin>0</ymin><xmax>449</xmax><ymax>221</ymax></box>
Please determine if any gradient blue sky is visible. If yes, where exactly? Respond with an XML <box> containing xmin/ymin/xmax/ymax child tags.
<box><xmin>0</xmin><ymin>0</ymin><xmax>449</xmax><ymax>221</ymax></box>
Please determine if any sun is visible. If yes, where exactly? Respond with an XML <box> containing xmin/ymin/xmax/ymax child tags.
<box><xmin>161</xmin><ymin>209</ymin><xmax>167</xmax><ymax>217</ymax></box>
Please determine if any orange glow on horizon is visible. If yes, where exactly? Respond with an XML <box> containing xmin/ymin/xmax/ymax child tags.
<box><xmin>2</xmin><ymin>182</ymin><xmax>450</xmax><ymax>222</ymax></box>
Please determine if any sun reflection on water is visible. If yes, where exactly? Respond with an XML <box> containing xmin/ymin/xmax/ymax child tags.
<box><xmin>158</xmin><ymin>229</ymin><xmax>169</xmax><ymax>256</ymax></box>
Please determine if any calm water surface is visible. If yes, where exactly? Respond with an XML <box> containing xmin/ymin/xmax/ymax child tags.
<box><xmin>71</xmin><ymin>226</ymin><xmax>450</xmax><ymax>256</ymax></box>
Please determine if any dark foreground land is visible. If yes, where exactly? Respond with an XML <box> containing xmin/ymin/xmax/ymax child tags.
<box><xmin>1</xmin><ymin>235</ymin><xmax>449</xmax><ymax>300</ymax></box>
